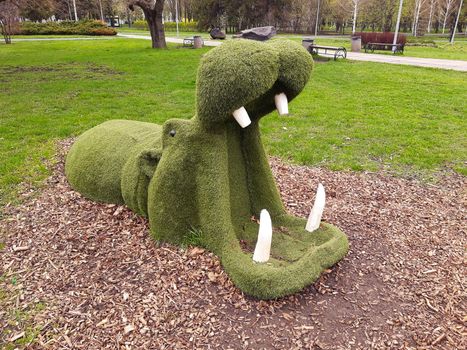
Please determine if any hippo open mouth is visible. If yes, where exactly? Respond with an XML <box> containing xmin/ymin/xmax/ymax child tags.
<box><xmin>65</xmin><ymin>39</ymin><xmax>348</xmax><ymax>299</ymax></box>
<box><xmin>210</xmin><ymin>89</ymin><xmax>348</xmax><ymax>299</ymax></box>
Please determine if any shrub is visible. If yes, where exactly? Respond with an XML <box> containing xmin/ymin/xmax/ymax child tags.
<box><xmin>355</xmin><ymin>32</ymin><xmax>406</xmax><ymax>45</ymax></box>
<box><xmin>19</xmin><ymin>20</ymin><xmax>117</xmax><ymax>36</ymax></box>
<box><xmin>133</xmin><ymin>20</ymin><xmax>148</xmax><ymax>30</ymax></box>
<box><xmin>132</xmin><ymin>20</ymin><xmax>199</xmax><ymax>32</ymax></box>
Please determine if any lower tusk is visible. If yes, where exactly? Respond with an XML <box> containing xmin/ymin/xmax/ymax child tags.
<box><xmin>253</xmin><ymin>209</ymin><xmax>272</xmax><ymax>263</ymax></box>
<box><xmin>305</xmin><ymin>183</ymin><xmax>326</xmax><ymax>233</ymax></box>
<box><xmin>274</xmin><ymin>93</ymin><xmax>289</xmax><ymax>116</ymax></box>
<box><xmin>232</xmin><ymin>107</ymin><xmax>251</xmax><ymax>128</ymax></box>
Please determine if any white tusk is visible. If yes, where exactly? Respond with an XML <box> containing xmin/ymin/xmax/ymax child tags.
<box><xmin>305</xmin><ymin>183</ymin><xmax>326</xmax><ymax>233</ymax></box>
<box><xmin>232</xmin><ymin>106</ymin><xmax>251</xmax><ymax>128</ymax></box>
<box><xmin>274</xmin><ymin>93</ymin><xmax>289</xmax><ymax>116</ymax></box>
<box><xmin>253</xmin><ymin>209</ymin><xmax>272</xmax><ymax>263</ymax></box>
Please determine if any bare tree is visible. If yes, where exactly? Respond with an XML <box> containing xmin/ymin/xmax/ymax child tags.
<box><xmin>440</xmin><ymin>0</ymin><xmax>455</xmax><ymax>33</ymax></box>
<box><xmin>128</xmin><ymin>0</ymin><xmax>166</xmax><ymax>48</ymax></box>
<box><xmin>0</xmin><ymin>0</ymin><xmax>19</xmax><ymax>44</ymax></box>
<box><xmin>412</xmin><ymin>0</ymin><xmax>429</xmax><ymax>36</ymax></box>
<box><xmin>351</xmin><ymin>0</ymin><xmax>360</xmax><ymax>34</ymax></box>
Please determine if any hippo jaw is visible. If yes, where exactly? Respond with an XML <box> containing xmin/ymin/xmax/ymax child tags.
<box><xmin>213</xmin><ymin>120</ymin><xmax>348</xmax><ymax>299</ymax></box>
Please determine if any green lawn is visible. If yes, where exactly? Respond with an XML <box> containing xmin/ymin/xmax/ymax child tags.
<box><xmin>0</xmin><ymin>38</ymin><xmax>466</xmax><ymax>207</ymax></box>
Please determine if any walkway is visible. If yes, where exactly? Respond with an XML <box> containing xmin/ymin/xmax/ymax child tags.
<box><xmin>118</xmin><ymin>33</ymin><xmax>467</xmax><ymax>72</ymax></box>
<box><xmin>347</xmin><ymin>51</ymin><xmax>467</xmax><ymax>71</ymax></box>
<box><xmin>117</xmin><ymin>33</ymin><xmax>222</xmax><ymax>47</ymax></box>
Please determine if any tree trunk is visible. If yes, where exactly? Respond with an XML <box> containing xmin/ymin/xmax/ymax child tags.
<box><xmin>145</xmin><ymin>10</ymin><xmax>166</xmax><ymax>49</ymax></box>
<box><xmin>130</xmin><ymin>1</ymin><xmax>167</xmax><ymax>49</ymax></box>
<box><xmin>427</xmin><ymin>0</ymin><xmax>434</xmax><ymax>33</ymax></box>
<box><xmin>352</xmin><ymin>1</ymin><xmax>358</xmax><ymax>35</ymax></box>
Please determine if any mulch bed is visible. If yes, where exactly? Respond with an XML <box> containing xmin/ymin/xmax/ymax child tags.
<box><xmin>1</xmin><ymin>140</ymin><xmax>465</xmax><ymax>350</ymax></box>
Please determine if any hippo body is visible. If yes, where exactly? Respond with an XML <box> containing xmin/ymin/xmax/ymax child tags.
<box><xmin>65</xmin><ymin>40</ymin><xmax>349</xmax><ymax>299</ymax></box>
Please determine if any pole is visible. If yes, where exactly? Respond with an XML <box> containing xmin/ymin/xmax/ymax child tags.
<box><xmin>451</xmin><ymin>0</ymin><xmax>464</xmax><ymax>43</ymax></box>
<box><xmin>175</xmin><ymin>0</ymin><xmax>179</xmax><ymax>38</ymax></box>
<box><xmin>392</xmin><ymin>0</ymin><xmax>403</xmax><ymax>53</ymax></box>
<box><xmin>314</xmin><ymin>0</ymin><xmax>320</xmax><ymax>37</ymax></box>
<box><xmin>72</xmin><ymin>0</ymin><xmax>78</xmax><ymax>21</ymax></box>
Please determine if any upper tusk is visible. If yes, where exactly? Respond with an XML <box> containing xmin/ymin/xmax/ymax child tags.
<box><xmin>275</xmin><ymin>93</ymin><xmax>289</xmax><ymax>116</ymax></box>
<box><xmin>305</xmin><ymin>183</ymin><xmax>326</xmax><ymax>233</ymax></box>
<box><xmin>232</xmin><ymin>106</ymin><xmax>251</xmax><ymax>128</ymax></box>
<box><xmin>253</xmin><ymin>209</ymin><xmax>272</xmax><ymax>263</ymax></box>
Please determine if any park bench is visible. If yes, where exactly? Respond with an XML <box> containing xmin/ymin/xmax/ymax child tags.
<box><xmin>183</xmin><ymin>37</ymin><xmax>195</xmax><ymax>47</ymax></box>
<box><xmin>364</xmin><ymin>42</ymin><xmax>405</xmax><ymax>54</ymax></box>
<box><xmin>183</xmin><ymin>36</ymin><xmax>204</xmax><ymax>48</ymax></box>
<box><xmin>308</xmin><ymin>44</ymin><xmax>347</xmax><ymax>60</ymax></box>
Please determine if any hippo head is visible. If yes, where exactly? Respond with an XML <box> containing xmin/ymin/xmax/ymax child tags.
<box><xmin>195</xmin><ymin>40</ymin><xmax>313</xmax><ymax>128</ymax></box>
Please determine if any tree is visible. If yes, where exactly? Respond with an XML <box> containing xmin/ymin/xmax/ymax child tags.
<box><xmin>440</xmin><ymin>0</ymin><xmax>455</xmax><ymax>33</ymax></box>
<box><xmin>0</xmin><ymin>0</ymin><xmax>19</xmax><ymax>44</ymax></box>
<box><xmin>128</xmin><ymin>0</ymin><xmax>166</xmax><ymax>48</ymax></box>
<box><xmin>411</xmin><ymin>0</ymin><xmax>430</xmax><ymax>36</ymax></box>
<box><xmin>351</xmin><ymin>0</ymin><xmax>358</xmax><ymax>33</ymax></box>
<box><xmin>20</xmin><ymin>0</ymin><xmax>55</xmax><ymax>21</ymax></box>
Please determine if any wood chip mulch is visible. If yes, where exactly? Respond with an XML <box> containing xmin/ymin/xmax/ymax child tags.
<box><xmin>0</xmin><ymin>140</ymin><xmax>465</xmax><ymax>350</ymax></box>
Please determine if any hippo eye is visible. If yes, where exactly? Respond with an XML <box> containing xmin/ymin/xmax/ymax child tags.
<box><xmin>169</xmin><ymin>130</ymin><xmax>176</xmax><ymax>137</ymax></box>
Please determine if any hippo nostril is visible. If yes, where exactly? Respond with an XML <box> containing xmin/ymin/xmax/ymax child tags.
<box><xmin>169</xmin><ymin>130</ymin><xmax>176</xmax><ymax>137</ymax></box>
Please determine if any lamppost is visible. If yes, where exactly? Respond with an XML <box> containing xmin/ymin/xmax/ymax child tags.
<box><xmin>314</xmin><ymin>0</ymin><xmax>320</xmax><ymax>37</ymax></box>
<box><xmin>451</xmin><ymin>0</ymin><xmax>464</xmax><ymax>44</ymax></box>
<box><xmin>175</xmin><ymin>0</ymin><xmax>179</xmax><ymax>38</ymax></box>
<box><xmin>392</xmin><ymin>0</ymin><xmax>404</xmax><ymax>53</ymax></box>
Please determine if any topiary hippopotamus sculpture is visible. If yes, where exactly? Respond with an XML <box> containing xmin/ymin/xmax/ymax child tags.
<box><xmin>65</xmin><ymin>40</ymin><xmax>349</xmax><ymax>299</ymax></box>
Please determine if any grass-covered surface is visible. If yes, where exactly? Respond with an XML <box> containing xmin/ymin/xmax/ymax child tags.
<box><xmin>0</xmin><ymin>38</ymin><xmax>466</xmax><ymax>208</ymax></box>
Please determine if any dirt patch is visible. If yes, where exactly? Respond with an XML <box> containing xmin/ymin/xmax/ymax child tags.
<box><xmin>0</xmin><ymin>63</ymin><xmax>122</xmax><ymax>83</ymax></box>
<box><xmin>0</xmin><ymin>140</ymin><xmax>465</xmax><ymax>349</ymax></box>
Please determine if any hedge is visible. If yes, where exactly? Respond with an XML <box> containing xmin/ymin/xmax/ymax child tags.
<box><xmin>133</xmin><ymin>20</ymin><xmax>199</xmax><ymax>32</ymax></box>
<box><xmin>20</xmin><ymin>20</ymin><xmax>117</xmax><ymax>36</ymax></box>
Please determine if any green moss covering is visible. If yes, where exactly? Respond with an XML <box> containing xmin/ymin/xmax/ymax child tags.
<box><xmin>65</xmin><ymin>39</ymin><xmax>348</xmax><ymax>299</ymax></box>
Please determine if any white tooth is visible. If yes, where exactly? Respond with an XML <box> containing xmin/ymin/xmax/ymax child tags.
<box><xmin>232</xmin><ymin>107</ymin><xmax>251</xmax><ymax>128</ymax></box>
<box><xmin>275</xmin><ymin>93</ymin><xmax>289</xmax><ymax>116</ymax></box>
<box><xmin>305</xmin><ymin>183</ymin><xmax>326</xmax><ymax>233</ymax></box>
<box><xmin>253</xmin><ymin>209</ymin><xmax>272</xmax><ymax>263</ymax></box>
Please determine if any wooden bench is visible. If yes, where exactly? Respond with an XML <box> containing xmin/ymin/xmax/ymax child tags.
<box><xmin>308</xmin><ymin>45</ymin><xmax>347</xmax><ymax>60</ymax></box>
<box><xmin>364</xmin><ymin>42</ymin><xmax>405</xmax><ymax>54</ymax></box>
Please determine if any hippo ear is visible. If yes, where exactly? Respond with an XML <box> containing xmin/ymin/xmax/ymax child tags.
<box><xmin>138</xmin><ymin>148</ymin><xmax>161</xmax><ymax>179</ymax></box>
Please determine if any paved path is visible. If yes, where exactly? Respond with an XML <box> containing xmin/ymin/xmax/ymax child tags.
<box><xmin>117</xmin><ymin>33</ymin><xmax>222</xmax><ymax>47</ymax></box>
<box><xmin>347</xmin><ymin>51</ymin><xmax>467</xmax><ymax>71</ymax></box>
<box><xmin>118</xmin><ymin>33</ymin><xmax>467</xmax><ymax>72</ymax></box>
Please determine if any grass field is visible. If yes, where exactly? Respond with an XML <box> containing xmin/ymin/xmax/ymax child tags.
<box><xmin>0</xmin><ymin>38</ymin><xmax>466</xmax><ymax>207</ymax></box>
